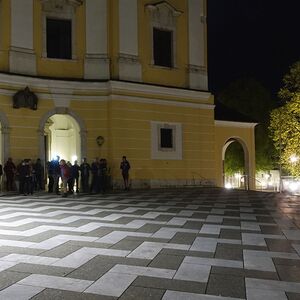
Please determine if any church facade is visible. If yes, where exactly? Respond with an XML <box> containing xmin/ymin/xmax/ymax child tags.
<box><xmin>0</xmin><ymin>0</ymin><xmax>256</xmax><ymax>189</ymax></box>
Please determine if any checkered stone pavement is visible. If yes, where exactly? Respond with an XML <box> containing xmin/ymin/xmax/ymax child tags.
<box><xmin>0</xmin><ymin>188</ymin><xmax>299</xmax><ymax>299</ymax></box>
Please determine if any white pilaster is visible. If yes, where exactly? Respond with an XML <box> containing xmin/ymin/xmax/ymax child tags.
<box><xmin>10</xmin><ymin>0</ymin><xmax>36</xmax><ymax>75</ymax></box>
<box><xmin>118</xmin><ymin>0</ymin><xmax>142</xmax><ymax>82</ymax></box>
<box><xmin>84</xmin><ymin>0</ymin><xmax>110</xmax><ymax>79</ymax></box>
<box><xmin>188</xmin><ymin>0</ymin><xmax>207</xmax><ymax>90</ymax></box>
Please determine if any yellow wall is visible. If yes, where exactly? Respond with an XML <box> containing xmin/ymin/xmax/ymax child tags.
<box><xmin>108</xmin><ymin>99</ymin><xmax>216</xmax><ymax>183</ymax></box>
<box><xmin>0</xmin><ymin>0</ymin><xmax>10</xmax><ymax>71</ymax></box>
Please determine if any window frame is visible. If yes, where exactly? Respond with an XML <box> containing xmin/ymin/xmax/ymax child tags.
<box><xmin>151</xmin><ymin>121</ymin><xmax>182</xmax><ymax>160</ymax></box>
<box><xmin>42</xmin><ymin>1</ymin><xmax>77</xmax><ymax>60</ymax></box>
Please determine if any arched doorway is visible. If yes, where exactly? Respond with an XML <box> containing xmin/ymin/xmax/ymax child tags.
<box><xmin>222</xmin><ymin>138</ymin><xmax>250</xmax><ymax>189</ymax></box>
<box><xmin>39</xmin><ymin>108</ymin><xmax>87</xmax><ymax>167</ymax></box>
<box><xmin>44</xmin><ymin>114</ymin><xmax>81</xmax><ymax>164</ymax></box>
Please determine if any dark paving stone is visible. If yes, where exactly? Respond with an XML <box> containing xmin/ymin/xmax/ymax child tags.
<box><xmin>160</xmin><ymin>248</ymin><xmax>214</xmax><ymax>258</ymax></box>
<box><xmin>266</xmin><ymin>239</ymin><xmax>296</xmax><ymax>252</ymax></box>
<box><xmin>260</xmin><ymin>225</ymin><xmax>282</xmax><ymax>234</ymax></box>
<box><xmin>82</xmin><ymin>228</ymin><xmax>114</xmax><ymax>238</ymax></box>
<box><xmin>286</xmin><ymin>292</ymin><xmax>300</xmax><ymax>300</ymax></box>
<box><xmin>273</xmin><ymin>258</ymin><xmax>300</xmax><ymax>267</ymax></box>
<box><xmin>214</xmin><ymin>244</ymin><xmax>243</xmax><ymax>261</ymax></box>
<box><xmin>206</xmin><ymin>273</ymin><xmax>245</xmax><ymax>298</ymax></box>
<box><xmin>111</xmin><ymin>239</ymin><xmax>143</xmax><ymax>251</ymax></box>
<box><xmin>119</xmin><ymin>286</ymin><xmax>165</xmax><ymax>300</ymax></box>
<box><xmin>256</xmin><ymin>216</ymin><xmax>275</xmax><ymax>223</ymax></box>
<box><xmin>224</xmin><ymin>211</ymin><xmax>240</xmax><ymax>217</ymax></box>
<box><xmin>277</xmin><ymin>265</ymin><xmax>300</xmax><ymax>282</ymax></box>
<box><xmin>148</xmin><ymin>254</ymin><xmax>184</xmax><ymax>269</ymax></box>
<box><xmin>211</xmin><ymin>266</ymin><xmax>279</xmax><ymax>280</ymax></box>
<box><xmin>136</xmin><ymin>224</ymin><xmax>164</xmax><ymax>233</ymax></box>
<box><xmin>0</xmin><ymin>246</ymin><xmax>44</xmax><ymax>256</ymax></box>
<box><xmin>169</xmin><ymin>232</ymin><xmax>197</xmax><ymax>245</ymax></box>
<box><xmin>68</xmin><ymin>256</ymin><xmax>149</xmax><ymax>281</ymax></box>
<box><xmin>219</xmin><ymin>229</ymin><xmax>241</xmax><ymax>240</ymax></box>
<box><xmin>241</xmin><ymin>245</ymin><xmax>269</xmax><ymax>251</ymax></box>
<box><xmin>0</xmin><ymin>270</ymin><xmax>30</xmax><ymax>290</ymax></box>
<box><xmin>182</xmin><ymin>221</ymin><xmax>203</xmax><ymax>230</ymax></box>
<box><xmin>7</xmin><ymin>263</ymin><xmax>73</xmax><ymax>277</ymax></box>
<box><xmin>132</xmin><ymin>276</ymin><xmax>206</xmax><ymax>294</ymax></box>
<box><xmin>222</xmin><ymin>219</ymin><xmax>241</xmax><ymax>226</ymax></box>
<box><xmin>31</xmin><ymin>289</ymin><xmax>116</xmax><ymax>299</ymax></box>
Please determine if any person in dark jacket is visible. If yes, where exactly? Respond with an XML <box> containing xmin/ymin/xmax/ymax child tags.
<box><xmin>4</xmin><ymin>157</ymin><xmax>16</xmax><ymax>191</ymax></box>
<box><xmin>33</xmin><ymin>158</ymin><xmax>44</xmax><ymax>191</ymax></box>
<box><xmin>120</xmin><ymin>156</ymin><xmax>130</xmax><ymax>190</ymax></box>
<box><xmin>80</xmin><ymin>158</ymin><xmax>90</xmax><ymax>193</ymax></box>
<box><xmin>90</xmin><ymin>157</ymin><xmax>100</xmax><ymax>193</ymax></box>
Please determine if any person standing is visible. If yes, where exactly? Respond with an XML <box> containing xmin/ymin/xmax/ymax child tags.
<box><xmin>90</xmin><ymin>157</ymin><xmax>100</xmax><ymax>193</ymax></box>
<box><xmin>120</xmin><ymin>156</ymin><xmax>130</xmax><ymax>190</ymax></box>
<box><xmin>72</xmin><ymin>160</ymin><xmax>80</xmax><ymax>193</ymax></box>
<box><xmin>4</xmin><ymin>157</ymin><xmax>16</xmax><ymax>191</ymax></box>
<box><xmin>33</xmin><ymin>158</ymin><xmax>44</xmax><ymax>191</ymax></box>
<box><xmin>60</xmin><ymin>159</ymin><xmax>70</xmax><ymax>197</ymax></box>
<box><xmin>80</xmin><ymin>158</ymin><xmax>90</xmax><ymax>193</ymax></box>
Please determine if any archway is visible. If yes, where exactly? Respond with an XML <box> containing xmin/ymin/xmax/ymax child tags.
<box><xmin>44</xmin><ymin>114</ymin><xmax>81</xmax><ymax>163</ymax></box>
<box><xmin>222</xmin><ymin>137</ymin><xmax>250</xmax><ymax>189</ymax></box>
<box><xmin>39</xmin><ymin>108</ymin><xmax>87</xmax><ymax>166</ymax></box>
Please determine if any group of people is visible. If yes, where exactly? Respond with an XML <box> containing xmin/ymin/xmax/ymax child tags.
<box><xmin>47</xmin><ymin>156</ymin><xmax>110</xmax><ymax>197</ymax></box>
<box><xmin>0</xmin><ymin>155</ymin><xmax>131</xmax><ymax>196</ymax></box>
<box><xmin>0</xmin><ymin>157</ymin><xmax>44</xmax><ymax>195</ymax></box>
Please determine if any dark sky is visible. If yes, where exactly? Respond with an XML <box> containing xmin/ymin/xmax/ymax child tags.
<box><xmin>207</xmin><ymin>1</ymin><xmax>300</xmax><ymax>97</ymax></box>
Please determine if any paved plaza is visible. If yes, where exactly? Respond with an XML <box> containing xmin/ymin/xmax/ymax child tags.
<box><xmin>0</xmin><ymin>188</ymin><xmax>298</xmax><ymax>299</ymax></box>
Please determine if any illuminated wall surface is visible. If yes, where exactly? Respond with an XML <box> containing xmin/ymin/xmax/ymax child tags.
<box><xmin>0</xmin><ymin>0</ymin><xmax>256</xmax><ymax>189</ymax></box>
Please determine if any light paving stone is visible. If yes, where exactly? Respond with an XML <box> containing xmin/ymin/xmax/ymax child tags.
<box><xmin>200</xmin><ymin>224</ymin><xmax>240</xmax><ymax>235</ymax></box>
<box><xmin>244</xmin><ymin>255</ymin><xmax>275</xmax><ymax>272</ymax></box>
<box><xmin>84</xmin><ymin>272</ymin><xmax>137</xmax><ymax>297</ymax></box>
<box><xmin>246</xmin><ymin>288</ymin><xmax>288</xmax><ymax>300</ymax></box>
<box><xmin>190</xmin><ymin>237</ymin><xmax>241</xmax><ymax>252</ymax></box>
<box><xmin>174</xmin><ymin>263</ymin><xmax>211</xmax><ymax>282</ymax></box>
<box><xmin>130</xmin><ymin>241</ymin><xmax>190</xmax><ymax>259</ymax></box>
<box><xmin>53</xmin><ymin>247</ymin><xmax>130</xmax><ymax>268</ymax></box>
<box><xmin>246</xmin><ymin>278</ymin><xmax>300</xmax><ymax>293</ymax></box>
<box><xmin>95</xmin><ymin>231</ymin><xmax>152</xmax><ymax>244</ymax></box>
<box><xmin>242</xmin><ymin>233</ymin><xmax>286</xmax><ymax>246</ymax></box>
<box><xmin>0</xmin><ymin>283</ymin><xmax>44</xmax><ymax>300</ymax></box>
<box><xmin>283</xmin><ymin>230</ymin><xmax>300</xmax><ymax>240</ymax></box>
<box><xmin>162</xmin><ymin>290</ymin><xmax>244</xmax><ymax>300</ymax></box>
<box><xmin>151</xmin><ymin>227</ymin><xmax>199</xmax><ymax>239</ymax></box>
<box><xmin>0</xmin><ymin>253</ymin><xmax>59</xmax><ymax>265</ymax></box>
<box><xmin>18</xmin><ymin>274</ymin><xmax>93</xmax><ymax>292</ymax></box>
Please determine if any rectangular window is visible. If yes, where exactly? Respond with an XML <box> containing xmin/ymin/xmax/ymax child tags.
<box><xmin>46</xmin><ymin>18</ymin><xmax>72</xmax><ymax>59</ymax></box>
<box><xmin>160</xmin><ymin>128</ymin><xmax>173</xmax><ymax>148</ymax></box>
<box><xmin>153</xmin><ymin>28</ymin><xmax>173</xmax><ymax>68</ymax></box>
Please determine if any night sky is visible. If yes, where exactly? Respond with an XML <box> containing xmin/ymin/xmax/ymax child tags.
<box><xmin>207</xmin><ymin>1</ymin><xmax>300</xmax><ymax>98</ymax></box>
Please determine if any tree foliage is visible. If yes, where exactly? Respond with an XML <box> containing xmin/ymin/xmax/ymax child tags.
<box><xmin>224</xmin><ymin>142</ymin><xmax>244</xmax><ymax>175</ymax></box>
<box><xmin>269</xmin><ymin>61</ymin><xmax>300</xmax><ymax>176</ymax></box>
<box><xmin>217</xmin><ymin>78</ymin><xmax>277</xmax><ymax>171</ymax></box>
